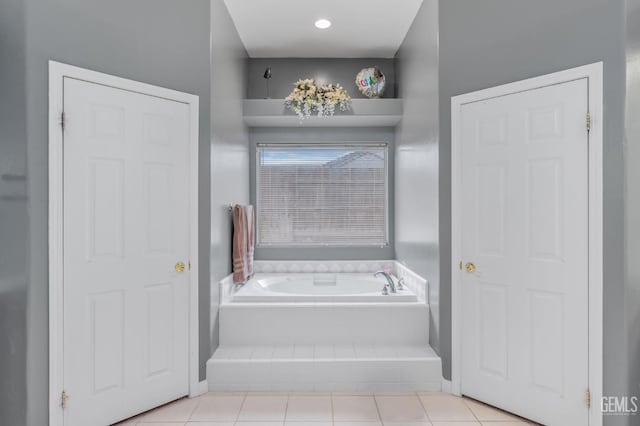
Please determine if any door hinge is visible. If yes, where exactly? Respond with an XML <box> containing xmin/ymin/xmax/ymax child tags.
<box><xmin>60</xmin><ymin>112</ymin><xmax>66</xmax><ymax>130</ymax></box>
<box><xmin>459</xmin><ymin>260</ymin><xmax>462</xmax><ymax>270</ymax></box>
<box><xmin>188</xmin><ymin>261</ymin><xmax>191</xmax><ymax>271</ymax></box>
<box><xmin>586</xmin><ymin>389</ymin><xmax>591</xmax><ymax>408</ymax></box>
<box><xmin>60</xmin><ymin>390</ymin><xmax>68</xmax><ymax>410</ymax></box>
<box><xmin>586</xmin><ymin>111</ymin><xmax>591</xmax><ymax>132</ymax></box>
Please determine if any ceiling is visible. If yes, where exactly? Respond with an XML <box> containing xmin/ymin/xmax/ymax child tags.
<box><xmin>223</xmin><ymin>0</ymin><xmax>424</xmax><ymax>58</ymax></box>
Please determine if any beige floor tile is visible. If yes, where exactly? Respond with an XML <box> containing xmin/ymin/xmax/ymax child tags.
<box><xmin>334</xmin><ymin>422</ymin><xmax>382</xmax><ymax>426</ymax></box>
<box><xmin>185</xmin><ymin>423</ymin><xmax>234</xmax><ymax>426</ymax></box>
<box><xmin>140</xmin><ymin>397</ymin><xmax>199</xmax><ymax>422</ymax></box>
<box><xmin>382</xmin><ymin>422</ymin><xmax>432</xmax><ymax>426</ymax></box>
<box><xmin>238</xmin><ymin>395</ymin><xmax>289</xmax><ymax>421</ymax></box>
<box><xmin>285</xmin><ymin>395</ymin><xmax>333</xmax><ymax>421</ymax></box>
<box><xmin>481</xmin><ymin>422</ymin><xmax>530</xmax><ymax>425</ymax></box>
<box><xmin>246</xmin><ymin>391</ymin><xmax>289</xmax><ymax>396</ymax></box>
<box><xmin>419</xmin><ymin>394</ymin><xmax>476</xmax><ymax>422</ymax></box>
<box><xmin>111</xmin><ymin>422</ymin><xmax>137</xmax><ymax>426</ymax></box>
<box><xmin>332</xmin><ymin>391</ymin><xmax>375</xmax><ymax>396</ymax></box>
<box><xmin>431</xmin><ymin>422</ymin><xmax>479</xmax><ymax>426</ymax></box>
<box><xmin>417</xmin><ymin>391</ymin><xmax>447</xmax><ymax>397</ymax></box>
<box><xmin>189</xmin><ymin>395</ymin><xmax>245</xmax><ymax>421</ymax></box>
<box><xmin>235</xmin><ymin>423</ymin><xmax>283</xmax><ymax>426</ymax></box>
<box><xmin>375</xmin><ymin>395</ymin><xmax>428</xmax><ymax>422</ymax></box>
<box><xmin>137</xmin><ymin>423</ymin><xmax>185</xmax><ymax>426</ymax></box>
<box><xmin>200</xmin><ymin>391</ymin><xmax>246</xmax><ymax>397</ymax></box>
<box><xmin>289</xmin><ymin>392</ymin><xmax>332</xmax><ymax>396</ymax></box>
<box><xmin>332</xmin><ymin>395</ymin><xmax>380</xmax><ymax>422</ymax></box>
<box><xmin>374</xmin><ymin>391</ymin><xmax>418</xmax><ymax>396</ymax></box>
<box><xmin>285</xmin><ymin>422</ymin><xmax>332</xmax><ymax>426</ymax></box>
<box><xmin>463</xmin><ymin>398</ymin><xmax>523</xmax><ymax>422</ymax></box>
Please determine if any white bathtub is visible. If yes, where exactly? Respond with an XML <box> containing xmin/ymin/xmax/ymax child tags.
<box><xmin>209</xmin><ymin>262</ymin><xmax>440</xmax><ymax>392</ymax></box>
<box><xmin>231</xmin><ymin>273</ymin><xmax>417</xmax><ymax>303</ymax></box>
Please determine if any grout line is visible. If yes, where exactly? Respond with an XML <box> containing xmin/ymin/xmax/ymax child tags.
<box><xmin>283</xmin><ymin>392</ymin><xmax>290</xmax><ymax>423</ymax></box>
<box><xmin>372</xmin><ymin>393</ymin><xmax>383</xmax><ymax>424</ymax></box>
<box><xmin>130</xmin><ymin>391</ymin><xmax>476</xmax><ymax>426</ymax></box>
<box><xmin>330</xmin><ymin>391</ymin><xmax>335</xmax><ymax>424</ymax></box>
<box><xmin>461</xmin><ymin>396</ymin><xmax>482</xmax><ymax>423</ymax></box>
<box><xmin>185</xmin><ymin>394</ymin><xmax>201</xmax><ymax>422</ymax></box>
<box><xmin>416</xmin><ymin>391</ymin><xmax>433</xmax><ymax>424</ymax></box>
<box><xmin>463</xmin><ymin>396</ymin><xmax>536</xmax><ymax>425</ymax></box>
<box><xmin>235</xmin><ymin>392</ymin><xmax>249</xmax><ymax>423</ymax></box>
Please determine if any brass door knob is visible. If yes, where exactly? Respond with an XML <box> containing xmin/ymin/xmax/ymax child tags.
<box><xmin>465</xmin><ymin>262</ymin><xmax>476</xmax><ymax>273</ymax></box>
<box><xmin>175</xmin><ymin>261</ymin><xmax>186</xmax><ymax>273</ymax></box>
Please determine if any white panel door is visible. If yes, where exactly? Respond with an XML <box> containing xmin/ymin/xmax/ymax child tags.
<box><xmin>460</xmin><ymin>79</ymin><xmax>589</xmax><ymax>425</ymax></box>
<box><xmin>63</xmin><ymin>77</ymin><xmax>190</xmax><ymax>426</ymax></box>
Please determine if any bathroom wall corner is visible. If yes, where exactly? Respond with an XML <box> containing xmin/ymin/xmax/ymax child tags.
<box><xmin>394</xmin><ymin>0</ymin><xmax>441</xmax><ymax>361</ymax></box>
<box><xmin>209</xmin><ymin>0</ymin><xmax>251</xmax><ymax>361</ymax></box>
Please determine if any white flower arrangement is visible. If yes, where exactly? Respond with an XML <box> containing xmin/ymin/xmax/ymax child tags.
<box><xmin>284</xmin><ymin>79</ymin><xmax>351</xmax><ymax>120</ymax></box>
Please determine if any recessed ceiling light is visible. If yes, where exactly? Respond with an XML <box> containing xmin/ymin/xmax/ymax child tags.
<box><xmin>314</xmin><ymin>19</ymin><xmax>332</xmax><ymax>30</ymax></box>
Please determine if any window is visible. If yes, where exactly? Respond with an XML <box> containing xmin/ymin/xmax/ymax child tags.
<box><xmin>256</xmin><ymin>143</ymin><xmax>388</xmax><ymax>246</ymax></box>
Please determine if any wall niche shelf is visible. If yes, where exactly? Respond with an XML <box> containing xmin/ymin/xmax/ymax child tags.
<box><xmin>243</xmin><ymin>99</ymin><xmax>403</xmax><ymax>127</ymax></box>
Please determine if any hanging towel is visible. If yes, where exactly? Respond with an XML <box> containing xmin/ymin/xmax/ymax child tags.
<box><xmin>232</xmin><ymin>204</ymin><xmax>255</xmax><ymax>284</ymax></box>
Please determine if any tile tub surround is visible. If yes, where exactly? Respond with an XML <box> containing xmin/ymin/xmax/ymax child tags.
<box><xmin>222</xmin><ymin>260</ymin><xmax>429</xmax><ymax>304</ymax></box>
<box><xmin>230</xmin><ymin>274</ymin><xmax>418</xmax><ymax>303</ymax></box>
<box><xmin>113</xmin><ymin>391</ymin><xmax>537</xmax><ymax>425</ymax></box>
<box><xmin>209</xmin><ymin>261</ymin><xmax>438</xmax><ymax>392</ymax></box>
<box><xmin>219</xmin><ymin>304</ymin><xmax>429</xmax><ymax>346</ymax></box>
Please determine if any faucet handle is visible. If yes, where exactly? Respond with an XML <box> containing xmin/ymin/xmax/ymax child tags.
<box><xmin>397</xmin><ymin>278</ymin><xmax>406</xmax><ymax>291</ymax></box>
<box><xmin>381</xmin><ymin>284</ymin><xmax>389</xmax><ymax>295</ymax></box>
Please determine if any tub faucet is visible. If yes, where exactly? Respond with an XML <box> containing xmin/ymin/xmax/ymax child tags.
<box><xmin>374</xmin><ymin>270</ymin><xmax>396</xmax><ymax>293</ymax></box>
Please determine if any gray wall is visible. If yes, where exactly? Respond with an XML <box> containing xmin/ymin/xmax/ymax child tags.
<box><xmin>247</xmin><ymin>58</ymin><xmax>396</xmax><ymax>99</ymax></box>
<box><xmin>209</xmin><ymin>0</ymin><xmax>250</xmax><ymax>352</ymax></box>
<box><xmin>438</xmin><ymin>1</ymin><xmax>627</xmax><ymax>421</ymax></box>
<box><xmin>625</xmin><ymin>0</ymin><xmax>640</xmax><ymax>418</ymax></box>
<box><xmin>21</xmin><ymin>1</ymin><xmax>211</xmax><ymax>424</ymax></box>
<box><xmin>394</xmin><ymin>1</ymin><xmax>440</xmax><ymax>359</ymax></box>
<box><xmin>249</xmin><ymin>127</ymin><xmax>396</xmax><ymax>260</ymax></box>
<box><xmin>0</xmin><ymin>0</ymin><xmax>28</xmax><ymax>423</ymax></box>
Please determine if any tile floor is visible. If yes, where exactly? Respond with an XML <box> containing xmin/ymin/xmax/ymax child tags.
<box><xmin>114</xmin><ymin>392</ymin><xmax>540</xmax><ymax>426</ymax></box>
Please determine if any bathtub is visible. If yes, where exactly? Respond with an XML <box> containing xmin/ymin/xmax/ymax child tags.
<box><xmin>209</xmin><ymin>262</ymin><xmax>440</xmax><ymax>392</ymax></box>
<box><xmin>231</xmin><ymin>273</ymin><xmax>417</xmax><ymax>303</ymax></box>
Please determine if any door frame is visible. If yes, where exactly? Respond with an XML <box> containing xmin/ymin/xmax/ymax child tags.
<box><xmin>48</xmin><ymin>61</ymin><xmax>203</xmax><ymax>426</ymax></box>
<box><xmin>450</xmin><ymin>62</ymin><xmax>603</xmax><ymax>425</ymax></box>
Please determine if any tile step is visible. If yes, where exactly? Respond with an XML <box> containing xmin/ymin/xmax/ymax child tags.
<box><xmin>206</xmin><ymin>344</ymin><xmax>442</xmax><ymax>392</ymax></box>
<box><xmin>211</xmin><ymin>344</ymin><xmax>439</xmax><ymax>361</ymax></box>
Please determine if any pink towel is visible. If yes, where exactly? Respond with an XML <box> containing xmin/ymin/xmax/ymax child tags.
<box><xmin>232</xmin><ymin>204</ymin><xmax>255</xmax><ymax>284</ymax></box>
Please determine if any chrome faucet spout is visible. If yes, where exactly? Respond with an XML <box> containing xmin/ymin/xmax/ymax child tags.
<box><xmin>374</xmin><ymin>270</ymin><xmax>396</xmax><ymax>293</ymax></box>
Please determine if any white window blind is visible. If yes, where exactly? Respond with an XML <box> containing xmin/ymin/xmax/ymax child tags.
<box><xmin>256</xmin><ymin>144</ymin><xmax>388</xmax><ymax>247</ymax></box>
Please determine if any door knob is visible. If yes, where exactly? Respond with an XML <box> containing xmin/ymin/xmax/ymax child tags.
<box><xmin>465</xmin><ymin>262</ymin><xmax>476</xmax><ymax>273</ymax></box>
<box><xmin>175</xmin><ymin>261</ymin><xmax>186</xmax><ymax>273</ymax></box>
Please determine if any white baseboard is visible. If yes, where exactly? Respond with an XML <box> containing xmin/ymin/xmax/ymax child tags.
<box><xmin>441</xmin><ymin>378</ymin><xmax>453</xmax><ymax>394</ymax></box>
<box><xmin>190</xmin><ymin>380</ymin><xmax>209</xmax><ymax>398</ymax></box>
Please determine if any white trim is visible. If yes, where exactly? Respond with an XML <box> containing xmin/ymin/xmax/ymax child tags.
<box><xmin>48</xmin><ymin>60</ymin><xmax>65</xmax><ymax>426</ymax></box>
<box><xmin>441</xmin><ymin>378</ymin><xmax>453</xmax><ymax>394</ymax></box>
<box><xmin>48</xmin><ymin>61</ymin><xmax>201</xmax><ymax>426</ymax></box>
<box><xmin>450</xmin><ymin>62</ymin><xmax>603</xmax><ymax>426</ymax></box>
<box><xmin>192</xmin><ymin>380</ymin><xmax>210</xmax><ymax>397</ymax></box>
